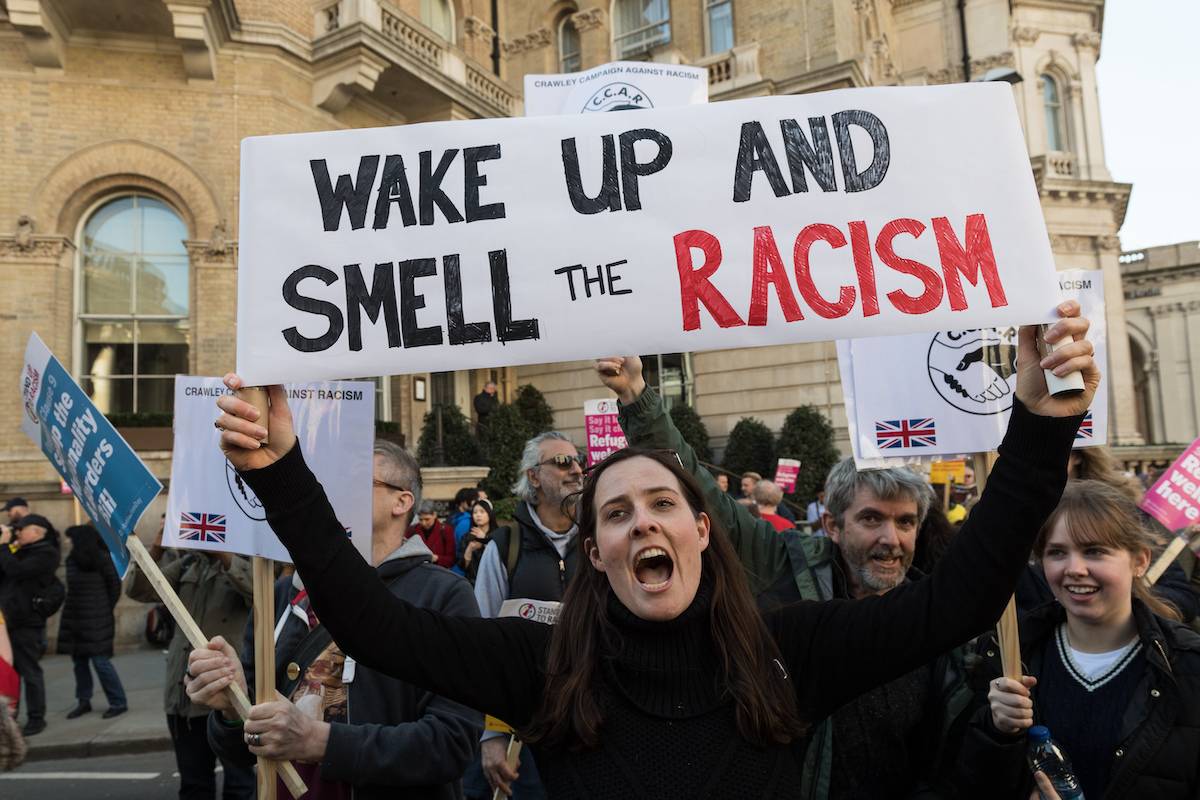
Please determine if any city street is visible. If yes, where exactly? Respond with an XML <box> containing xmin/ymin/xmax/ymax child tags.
<box><xmin>1</xmin><ymin>751</ymin><xmax>218</xmax><ymax>799</ymax></box>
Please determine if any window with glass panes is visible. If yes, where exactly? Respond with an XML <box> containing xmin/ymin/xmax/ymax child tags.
<box><xmin>1042</xmin><ymin>74</ymin><xmax>1066</xmax><ymax>152</ymax></box>
<box><xmin>639</xmin><ymin>353</ymin><xmax>693</xmax><ymax>410</ymax></box>
<box><xmin>560</xmin><ymin>17</ymin><xmax>581</xmax><ymax>72</ymax></box>
<box><xmin>613</xmin><ymin>0</ymin><xmax>671</xmax><ymax>58</ymax></box>
<box><xmin>705</xmin><ymin>0</ymin><xmax>733</xmax><ymax>53</ymax></box>
<box><xmin>77</xmin><ymin>195</ymin><xmax>190</xmax><ymax>415</ymax></box>
<box><xmin>422</xmin><ymin>0</ymin><xmax>454</xmax><ymax>41</ymax></box>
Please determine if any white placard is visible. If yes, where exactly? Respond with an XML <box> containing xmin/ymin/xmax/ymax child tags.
<box><xmin>164</xmin><ymin>376</ymin><xmax>374</xmax><ymax>562</ymax></box>
<box><xmin>838</xmin><ymin>269</ymin><xmax>1108</xmax><ymax>466</ymax></box>
<box><xmin>524</xmin><ymin>61</ymin><xmax>708</xmax><ymax>117</ymax></box>
<box><xmin>237</xmin><ymin>83</ymin><xmax>1062</xmax><ymax>386</ymax></box>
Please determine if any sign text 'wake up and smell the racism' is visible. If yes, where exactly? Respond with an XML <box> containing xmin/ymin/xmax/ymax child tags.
<box><xmin>237</xmin><ymin>84</ymin><xmax>1061</xmax><ymax>385</ymax></box>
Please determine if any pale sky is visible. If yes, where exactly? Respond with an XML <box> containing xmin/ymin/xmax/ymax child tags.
<box><xmin>1096</xmin><ymin>0</ymin><xmax>1200</xmax><ymax>251</ymax></box>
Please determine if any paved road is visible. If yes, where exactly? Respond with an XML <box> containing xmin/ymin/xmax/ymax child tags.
<box><xmin>0</xmin><ymin>750</ymin><xmax>238</xmax><ymax>799</ymax></box>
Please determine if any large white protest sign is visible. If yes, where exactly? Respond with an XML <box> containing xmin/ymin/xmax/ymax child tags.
<box><xmin>163</xmin><ymin>376</ymin><xmax>374</xmax><ymax>562</ymax></box>
<box><xmin>237</xmin><ymin>84</ymin><xmax>1061</xmax><ymax>386</ymax></box>
<box><xmin>524</xmin><ymin>61</ymin><xmax>708</xmax><ymax>117</ymax></box>
<box><xmin>838</xmin><ymin>269</ymin><xmax>1107</xmax><ymax>466</ymax></box>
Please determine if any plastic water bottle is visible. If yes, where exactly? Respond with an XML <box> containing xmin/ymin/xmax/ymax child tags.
<box><xmin>1027</xmin><ymin>726</ymin><xmax>1085</xmax><ymax>800</ymax></box>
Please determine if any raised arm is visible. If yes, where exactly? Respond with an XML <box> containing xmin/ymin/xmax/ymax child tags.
<box><xmin>596</xmin><ymin>358</ymin><xmax>791</xmax><ymax>596</ymax></box>
<box><xmin>217</xmin><ymin>378</ymin><xmax>550</xmax><ymax>729</ymax></box>
<box><xmin>770</xmin><ymin>310</ymin><xmax>1098</xmax><ymax>720</ymax></box>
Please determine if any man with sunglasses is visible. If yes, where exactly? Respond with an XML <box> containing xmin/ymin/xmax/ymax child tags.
<box><xmin>188</xmin><ymin>439</ymin><xmax>482</xmax><ymax>800</ymax></box>
<box><xmin>467</xmin><ymin>431</ymin><xmax>583</xmax><ymax>800</ymax></box>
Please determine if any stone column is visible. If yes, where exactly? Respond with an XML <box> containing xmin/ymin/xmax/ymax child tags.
<box><xmin>571</xmin><ymin>8</ymin><xmax>610</xmax><ymax>69</ymax></box>
<box><xmin>187</xmin><ymin>222</ymin><xmax>238</xmax><ymax>377</ymax></box>
<box><xmin>1096</xmin><ymin>235</ymin><xmax>1143</xmax><ymax>445</ymax></box>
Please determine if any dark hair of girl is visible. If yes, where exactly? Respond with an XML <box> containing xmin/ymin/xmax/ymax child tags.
<box><xmin>1034</xmin><ymin>479</ymin><xmax>1181</xmax><ymax>622</ymax></box>
<box><xmin>523</xmin><ymin>448</ymin><xmax>805</xmax><ymax>750</ymax></box>
<box><xmin>470</xmin><ymin>499</ymin><xmax>498</xmax><ymax>533</ymax></box>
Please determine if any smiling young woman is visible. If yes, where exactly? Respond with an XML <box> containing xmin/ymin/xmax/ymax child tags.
<box><xmin>215</xmin><ymin>311</ymin><xmax>1101</xmax><ymax>798</ymax></box>
<box><xmin>955</xmin><ymin>480</ymin><xmax>1200</xmax><ymax>800</ymax></box>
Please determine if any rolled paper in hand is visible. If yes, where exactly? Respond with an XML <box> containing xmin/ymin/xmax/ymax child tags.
<box><xmin>236</xmin><ymin>386</ymin><xmax>271</xmax><ymax>445</ymax></box>
<box><xmin>1038</xmin><ymin>325</ymin><xmax>1085</xmax><ymax>397</ymax></box>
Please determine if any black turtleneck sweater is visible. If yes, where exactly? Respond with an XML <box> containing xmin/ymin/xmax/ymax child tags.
<box><xmin>240</xmin><ymin>400</ymin><xmax>1081</xmax><ymax>798</ymax></box>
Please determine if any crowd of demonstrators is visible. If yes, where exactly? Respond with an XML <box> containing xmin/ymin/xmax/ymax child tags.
<box><xmin>210</xmin><ymin>306</ymin><xmax>1104</xmax><ymax>798</ymax></box>
<box><xmin>185</xmin><ymin>439</ymin><xmax>482</xmax><ymax>800</ymax></box>
<box><xmin>457</xmin><ymin>499</ymin><xmax>498</xmax><ymax>584</ymax></box>
<box><xmin>127</xmin><ymin>519</ymin><xmax>256</xmax><ymax>800</ymax></box>
<box><xmin>409</xmin><ymin>501</ymin><xmax>458</xmax><ymax>569</ymax></box>
<box><xmin>957</xmin><ymin>480</ymin><xmax>1200</xmax><ymax>799</ymax></box>
<box><xmin>59</xmin><ymin>524</ymin><xmax>127</xmax><ymax>720</ymax></box>
<box><xmin>0</xmin><ymin>511</ymin><xmax>61</xmax><ymax>737</ymax></box>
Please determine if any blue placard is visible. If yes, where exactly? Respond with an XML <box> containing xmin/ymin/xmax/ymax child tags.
<box><xmin>21</xmin><ymin>334</ymin><xmax>162</xmax><ymax>575</ymax></box>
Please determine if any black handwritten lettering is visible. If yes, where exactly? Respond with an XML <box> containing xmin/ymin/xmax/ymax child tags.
<box><xmin>310</xmin><ymin>157</ymin><xmax>379</xmax><ymax>231</ymax></box>
<box><xmin>282</xmin><ymin>265</ymin><xmax>344</xmax><ymax>352</ymax></box>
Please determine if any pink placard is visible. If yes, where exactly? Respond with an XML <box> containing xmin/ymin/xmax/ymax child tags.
<box><xmin>774</xmin><ymin>459</ymin><xmax>801</xmax><ymax>493</ymax></box>
<box><xmin>584</xmin><ymin>399</ymin><xmax>628</xmax><ymax>467</ymax></box>
<box><xmin>1141</xmin><ymin>438</ymin><xmax>1200</xmax><ymax>531</ymax></box>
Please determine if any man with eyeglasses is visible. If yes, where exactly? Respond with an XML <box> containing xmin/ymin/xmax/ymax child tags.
<box><xmin>187</xmin><ymin>439</ymin><xmax>483</xmax><ymax>800</ymax></box>
<box><xmin>466</xmin><ymin>431</ymin><xmax>583</xmax><ymax>800</ymax></box>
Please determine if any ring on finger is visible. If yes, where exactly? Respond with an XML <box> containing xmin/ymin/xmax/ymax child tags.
<box><xmin>248</xmin><ymin>732</ymin><xmax>263</xmax><ymax>747</ymax></box>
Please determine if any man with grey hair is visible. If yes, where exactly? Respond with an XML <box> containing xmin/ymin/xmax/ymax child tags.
<box><xmin>595</xmin><ymin>356</ymin><xmax>970</xmax><ymax>799</ymax></box>
<box><xmin>188</xmin><ymin>438</ymin><xmax>483</xmax><ymax>799</ymax></box>
<box><xmin>466</xmin><ymin>430</ymin><xmax>582</xmax><ymax>799</ymax></box>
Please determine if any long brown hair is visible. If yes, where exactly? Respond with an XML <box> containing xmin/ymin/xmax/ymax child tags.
<box><xmin>1069</xmin><ymin>446</ymin><xmax>1143</xmax><ymax>503</ymax></box>
<box><xmin>1034</xmin><ymin>480</ymin><xmax>1180</xmax><ymax>622</ymax></box>
<box><xmin>523</xmin><ymin>448</ymin><xmax>804</xmax><ymax>750</ymax></box>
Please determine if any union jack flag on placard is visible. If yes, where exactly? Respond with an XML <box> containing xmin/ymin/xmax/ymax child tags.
<box><xmin>875</xmin><ymin>418</ymin><xmax>938</xmax><ymax>449</ymax></box>
<box><xmin>1075</xmin><ymin>412</ymin><xmax>1094</xmax><ymax>440</ymax></box>
<box><xmin>179</xmin><ymin>512</ymin><xmax>227</xmax><ymax>544</ymax></box>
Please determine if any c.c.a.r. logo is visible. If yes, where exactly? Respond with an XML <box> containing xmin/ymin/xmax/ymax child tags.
<box><xmin>582</xmin><ymin>82</ymin><xmax>653</xmax><ymax>112</ymax></box>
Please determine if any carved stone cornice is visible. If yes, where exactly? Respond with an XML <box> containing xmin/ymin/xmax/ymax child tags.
<box><xmin>969</xmin><ymin>50</ymin><xmax>1015</xmax><ymax>79</ymax></box>
<box><xmin>184</xmin><ymin>234</ymin><xmax>237</xmax><ymax>264</ymax></box>
<box><xmin>1049</xmin><ymin>234</ymin><xmax>1094</xmax><ymax>254</ymax></box>
<box><xmin>1011</xmin><ymin>26</ymin><xmax>1040</xmax><ymax>45</ymax></box>
<box><xmin>463</xmin><ymin>15</ymin><xmax>495</xmax><ymax>42</ymax></box>
<box><xmin>502</xmin><ymin>26</ymin><xmax>551</xmax><ymax>56</ymax></box>
<box><xmin>571</xmin><ymin>8</ymin><xmax>606</xmax><ymax>33</ymax></box>
<box><xmin>1071</xmin><ymin>31</ymin><xmax>1102</xmax><ymax>52</ymax></box>
<box><xmin>1097</xmin><ymin>235</ymin><xmax>1122</xmax><ymax>252</ymax></box>
<box><xmin>0</xmin><ymin>235</ymin><xmax>74</xmax><ymax>259</ymax></box>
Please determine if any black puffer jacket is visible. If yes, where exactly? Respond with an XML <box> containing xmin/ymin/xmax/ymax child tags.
<box><xmin>955</xmin><ymin>599</ymin><xmax>1200</xmax><ymax>798</ymax></box>
<box><xmin>57</xmin><ymin>526</ymin><xmax>121</xmax><ymax>658</ymax></box>
<box><xmin>0</xmin><ymin>538</ymin><xmax>60</xmax><ymax>628</ymax></box>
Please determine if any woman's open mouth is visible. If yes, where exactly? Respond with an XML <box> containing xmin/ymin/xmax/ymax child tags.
<box><xmin>634</xmin><ymin>546</ymin><xmax>675</xmax><ymax>592</ymax></box>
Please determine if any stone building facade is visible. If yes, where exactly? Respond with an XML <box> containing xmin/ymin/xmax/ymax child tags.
<box><xmin>504</xmin><ymin>0</ymin><xmax>1140</xmax><ymax>457</ymax></box>
<box><xmin>1121</xmin><ymin>241</ymin><xmax>1200</xmax><ymax>455</ymax></box>
<box><xmin>0</xmin><ymin>0</ymin><xmax>516</xmax><ymax>646</ymax></box>
<box><xmin>0</xmin><ymin>0</ymin><xmax>1140</xmax><ymax>525</ymax></box>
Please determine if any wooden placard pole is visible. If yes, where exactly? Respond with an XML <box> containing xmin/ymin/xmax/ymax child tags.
<box><xmin>1147</xmin><ymin>534</ymin><xmax>1192</xmax><ymax>586</ymax></box>
<box><xmin>973</xmin><ymin>452</ymin><xmax>1024</xmax><ymax>681</ymax></box>
<box><xmin>125</xmin><ymin>536</ymin><xmax>307</xmax><ymax>798</ymax></box>
<box><xmin>254</xmin><ymin>557</ymin><xmax>279</xmax><ymax>800</ymax></box>
<box><xmin>237</xmin><ymin>387</ymin><xmax>271</xmax><ymax>445</ymax></box>
<box><xmin>492</xmin><ymin>737</ymin><xmax>522</xmax><ymax>800</ymax></box>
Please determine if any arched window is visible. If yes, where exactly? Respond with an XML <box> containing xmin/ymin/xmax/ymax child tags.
<box><xmin>1042</xmin><ymin>74</ymin><xmax>1066</xmax><ymax>151</ymax></box>
<box><xmin>77</xmin><ymin>194</ymin><xmax>190</xmax><ymax>415</ymax></box>
<box><xmin>560</xmin><ymin>17</ymin><xmax>581</xmax><ymax>73</ymax></box>
<box><xmin>613</xmin><ymin>0</ymin><xmax>670</xmax><ymax>59</ymax></box>
<box><xmin>705</xmin><ymin>0</ymin><xmax>733</xmax><ymax>54</ymax></box>
<box><xmin>421</xmin><ymin>0</ymin><xmax>454</xmax><ymax>42</ymax></box>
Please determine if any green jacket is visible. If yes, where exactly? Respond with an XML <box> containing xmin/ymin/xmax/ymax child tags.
<box><xmin>618</xmin><ymin>387</ymin><xmax>975</xmax><ymax>799</ymax></box>
<box><xmin>127</xmin><ymin>549</ymin><xmax>254</xmax><ymax>717</ymax></box>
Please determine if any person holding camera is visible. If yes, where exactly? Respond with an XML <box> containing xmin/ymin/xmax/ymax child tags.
<box><xmin>0</xmin><ymin>514</ymin><xmax>62</xmax><ymax>736</ymax></box>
